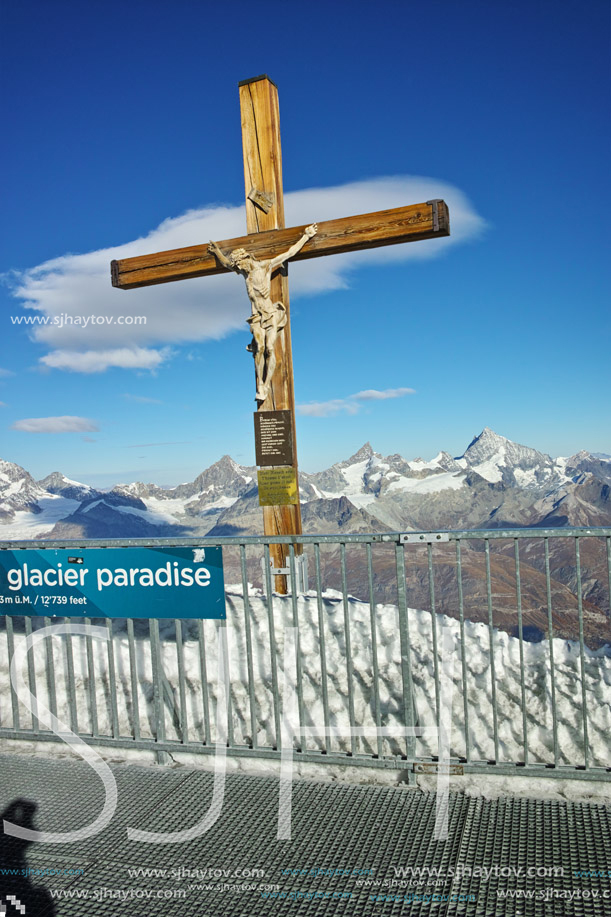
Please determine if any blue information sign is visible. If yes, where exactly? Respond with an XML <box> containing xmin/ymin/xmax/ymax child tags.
<box><xmin>0</xmin><ymin>547</ymin><xmax>225</xmax><ymax>619</ymax></box>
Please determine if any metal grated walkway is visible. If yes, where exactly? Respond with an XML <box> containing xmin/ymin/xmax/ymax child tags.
<box><xmin>0</xmin><ymin>754</ymin><xmax>609</xmax><ymax>916</ymax></box>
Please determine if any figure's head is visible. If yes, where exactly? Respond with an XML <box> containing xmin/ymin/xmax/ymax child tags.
<box><xmin>229</xmin><ymin>248</ymin><xmax>250</xmax><ymax>269</ymax></box>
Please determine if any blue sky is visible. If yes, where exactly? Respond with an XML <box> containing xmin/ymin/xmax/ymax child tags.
<box><xmin>1</xmin><ymin>0</ymin><xmax>609</xmax><ymax>488</ymax></box>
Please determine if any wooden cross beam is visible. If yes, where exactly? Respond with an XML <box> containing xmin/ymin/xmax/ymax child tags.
<box><xmin>110</xmin><ymin>75</ymin><xmax>450</xmax><ymax>593</ymax></box>
<box><xmin>111</xmin><ymin>203</ymin><xmax>449</xmax><ymax>289</ymax></box>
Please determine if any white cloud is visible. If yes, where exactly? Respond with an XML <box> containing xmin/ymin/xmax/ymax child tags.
<box><xmin>297</xmin><ymin>386</ymin><xmax>415</xmax><ymax>417</ymax></box>
<box><xmin>8</xmin><ymin>176</ymin><xmax>486</xmax><ymax>373</ymax></box>
<box><xmin>11</xmin><ymin>416</ymin><xmax>99</xmax><ymax>433</ymax></box>
<box><xmin>0</xmin><ymin>368</ymin><xmax>14</xmax><ymax>377</ymax></box>
<box><xmin>353</xmin><ymin>387</ymin><xmax>415</xmax><ymax>401</ymax></box>
<box><xmin>0</xmin><ymin>401</ymin><xmax>6</xmax><ymax>407</ymax></box>
<box><xmin>40</xmin><ymin>347</ymin><xmax>171</xmax><ymax>373</ymax></box>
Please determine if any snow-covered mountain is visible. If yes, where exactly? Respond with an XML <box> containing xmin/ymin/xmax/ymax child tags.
<box><xmin>1</xmin><ymin>429</ymin><xmax>609</xmax><ymax>645</ymax></box>
<box><xmin>1</xmin><ymin>429</ymin><xmax>609</xmax><ymax>539</ymax></box>
<box><xmin>37</xmin><ymin>471</ymin><xmax>97</xmax><ymax>502</ymax></box>
<box><xmin>0</xmin><ymin>460</ymin><xmax>84</xmax><ymax>536</ymax></box>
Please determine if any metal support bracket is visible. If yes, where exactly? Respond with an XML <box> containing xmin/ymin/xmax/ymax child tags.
<box><xmin>248</xmin><ymin>187</ymin><xmax>275</xmax><ymax>214</ymax></box>
<box><xmin>413</xmin><ymin>762</ymin><xmax>464</xmax><ymax>775</ymax></box>
<box><xmin>261</xmin><ymin>553</ymin><xmax>309</xmax><ymax>594</ymax></box>
<box><xmin>426</xmin><ymin>198</ymin><xmax>443</xmax><ymax>233</ymax></box>
<box><xmin>400</xmin><ymin>533</ymin><xmax>449</xmax><ymax>544</ymax></box>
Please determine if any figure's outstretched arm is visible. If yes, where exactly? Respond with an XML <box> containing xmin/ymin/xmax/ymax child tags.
<box><xmin>269</xmin><ymin>224</ymin><xmax>317</xmax><ymax>270</ymax></box>
<box><xmin>208</xmin><ymin>240</ymin><xmax>233</xmax><ymax>270</ymax></box>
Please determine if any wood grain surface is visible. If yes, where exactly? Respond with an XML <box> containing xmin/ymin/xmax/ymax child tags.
<box><xmin>111</xmin><ymin>201</ymin><xmax>450</xmax><ymax>289</ymax></box>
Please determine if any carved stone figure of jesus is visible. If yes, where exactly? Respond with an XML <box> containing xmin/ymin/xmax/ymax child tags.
<box><xmin>208</xmin><ymin>224</ymin><xmax>318</xmax><ymax>403</ymax></box>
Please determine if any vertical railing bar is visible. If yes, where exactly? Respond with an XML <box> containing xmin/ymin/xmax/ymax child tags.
<box><xmin>150</xmin><ymin>618</ymin><xmax>166</xmax><ymax>748</ymax></box>
<box><xmin>544</xmin><ymin>539</ymin><xmax>559</xmax><ymax>766</ymax></box>
<box><xmin>314</xmin><ymin>543</ymin><xmax>331</xmax><ymax>754</ymax></box>
<box><xmin>84</xmin><ymin>618</ymin><xmax>98</xmax><ymax>737</ymax></box>
<box><xmin>198</xmin><ymin>619</ymin><xmax>211</xmax><ymax>745</ymax></box>
<box><xmin>105</xmin><ymin>618</ymin><xmax>120</xmax><ymax>739</ymax></box>
<box><xmin>264</xmin><ymin>543</ymin><xmax>281</xmax><ymax>749</ymax></box>
<box><xmin>340</xmin><ymin>543</ymin><xmax>357</xmax><ymax>756</ymax></box>
<box><xmin>514</xmin><ymin>539</ymin><xmax>528</xmax><ymax>765</ymax></box>
<box><xmin>175</xmin><ymin>619</ymin><xmax>188</xmax><ymax>744</ymax></box>
<box><xmin>63</xmin><ymin>616</ymin><xmax>78</xmax><ymax>733</ymax></box>
<box><xmin>6</xmin><ymin>615</ymin><xmax>20</xmax><ymax>729</ymax></box>
<box><xmin>240</xmin><ymin>544</ymin><xmax>258</xmax><ymax>749</ymax></box>
<box><xmin>395</xmin><ymin>542</ymin><xmax>416</xmax><ymax>759</ymax></box>
<box><xmin>126</xmin><ymin>618</ymin><xmax>141</xmax><ymax>741</ymax></box>
<box><xmin>575</xmin><ymin>537</ymin><xmax>589</xmax><ymax>769</ymax></box>
<box><xmin>289</xmin><ymin>545</ymin><xmax>305</xmax><ymax>752</ymax></box>
<box><xmin>224</xmin><ymin>616</ymin><xmax>234</xmax><ymax>750</ymax></box>
<box><xmin>43</xmin><ymin>616</ymin><xmax>58</xmax><ymax>723</ymax></box>
<box><xmin>24</xmin><ymin>617</ymin><xmax>39</xmax><ymax>734</ymax></box>
<box><xmin>485</xmin><ymin>541</ymin><xmax>500</xmax><ymax>763</ymax></box>
<box><xmin>366</xmin><ymin>542</ymin><xmax>383</xmax><ymax>758</ymax></box>
<box><xmin>427</xmin><ymin>543</ymin><xmax>440</xmax><ymax>726</ymax></box>
<box><xmin>456</xmin><ymin>541</ymin><xmax>470</xmax><ymax>761</ymax></box>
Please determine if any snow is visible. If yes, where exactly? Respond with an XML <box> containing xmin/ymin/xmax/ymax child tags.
<box><xmin>343</xmin><ymin>492</ymin><xmax>377</xmax><ymax>509</ymax></box>
<box><xmin>80</xmin><ymin>499</ymin><xmax>103</xmax><ymax>513</ymax></box>
<box><xmin>471</xmin><ymin>451</ymin><xmax>506</xmax><ymax>483</ymax></box>
<box><xmin>341</xmin><ymin>459</ymin><xmax>369</xmax><ymax>493</ymax></box>
<box><xmin>0</xmin><ymin>479</ymin><xmax>32</xmax><ymax>499</ymax></box>
<box><xmin>0</xmin><ymin>495</ymin><xmax>81</xmax><ymax>539</ymax></box>
<box><xmin>386</xmin><ymin>471</ymin><xmax>465</xmax><ymax>495</ymax></box>
<box><xmin>2</xmin><ymin>589</ymin><xmax>609</xmax><ymax>794</ymax></box>
<box><xmin>513</xmin><ymin>467</ymin><xmax>538</xmax><ymax>488</ymax></box>
<box><xmin>60</xmin><ymin>475</ymin><xmax>91</xmax><ymax>489</ymax></box>
<box><xmin>408</xmin><ymin>458</ymin><xmax>442</xmax><ymax>471</ymax></box>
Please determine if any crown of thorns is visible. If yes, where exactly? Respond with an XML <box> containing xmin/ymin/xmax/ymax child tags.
<box><xmin>229</xmin><ymin>248</ymin><xmax>249</xmax><ymax>265</ymax></box>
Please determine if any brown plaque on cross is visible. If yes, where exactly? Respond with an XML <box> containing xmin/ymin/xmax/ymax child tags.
<box><xmin>254</xmin><ymin>410</ymin><xmax>294</xmax><ymax>466</ymax></box>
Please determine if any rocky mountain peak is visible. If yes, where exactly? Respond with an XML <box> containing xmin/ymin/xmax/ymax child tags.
<box><xmin>0</xmin><ymin>458</ymin><xmax>48</xmax><ymax>518</ymax></box>
<box><xmin>0</xmin><ymin>458</ymin><xmax>32</xmax><ymax>484</ymax></box>
<box><xmin>345</xmin><ymin>442</ymin><xmax>374</xmax><ymax>464</ymax></box>
<box><xmin>38</xmin><ymin>471</ymin><xmax>93</xmax><ymax>501</ymax></box>
<box><xmin>462</xmin><ymin>427</ymin><xmax>507</xmax><ymax>457</ymax></box>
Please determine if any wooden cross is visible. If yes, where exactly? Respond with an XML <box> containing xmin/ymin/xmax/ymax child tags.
<box><xmin>111</xmin><ymin>75</ymin><xmax>450</xmax><ymax>593</ymax></box>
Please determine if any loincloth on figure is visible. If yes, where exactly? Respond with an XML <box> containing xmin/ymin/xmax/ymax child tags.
<box><xmin>247</xmin><ymin>301</ymin><xmax>287</xmax><ymax>333</ymax></box>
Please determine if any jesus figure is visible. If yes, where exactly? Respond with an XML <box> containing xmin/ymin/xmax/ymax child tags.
<box><xmin>208</xmin><ymin>224</ymin><xmax>318</xmax><ymax>403</ymax></box>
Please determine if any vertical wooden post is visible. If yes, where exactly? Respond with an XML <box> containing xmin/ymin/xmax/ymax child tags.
<box><xmin>239</xmin><ymin>75</ymin><xmax>302</xmax><ymax>594</ymax></box>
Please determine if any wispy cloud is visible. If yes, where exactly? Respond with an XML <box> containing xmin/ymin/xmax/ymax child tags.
<box><xmin>7</xmin><ymin>176</ymin><xmax>486</xmax><ymax>374</ymax></box>
<box><xmin>39</xmin><ymin>347</ymin><xmax>172</xmax><ymax>374</ymax></box>
<box><xmin>0</xmin><ymin>368</ymin><xmax>14</xmax><ymax>377</ymax></box>
<box><xmin>122</xmin><ymin>393</ymin><xmax>164</xmax><ymax>404</ymax></box>
<box><xmin>353</xmin><ymin>387</ymin><xmax>415</xmax><ymax>401</ymax></box>
<box><xmin>0</xmin><ymin>401</ymin><xmax>6</xmax><ymax>407</ymax></box>
<box><xmin>11</xmin><ymin>416</ymin><xmax>99</xmax><ymax>433</ymax></box>
<box><xmin>297</xmin><ymin>387</ymin><xmax>415</xmax><ymax>417</ymax></box>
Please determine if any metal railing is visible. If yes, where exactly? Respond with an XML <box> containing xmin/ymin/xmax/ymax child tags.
<box><xmin>1</xmin><ymin>527</ymin><xmax>610</xmax><ymax>781</ymax></box>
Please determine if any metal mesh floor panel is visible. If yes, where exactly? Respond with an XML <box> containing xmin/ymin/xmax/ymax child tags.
<box><xmin>446</xmin><ymin>795</ymin><xmax>611</xmax><ymax>917</ymax></box>
<box><xmin>0</xmin><ymin>754</ymin><xmax>609</xmax><ymax>916</ymax></box>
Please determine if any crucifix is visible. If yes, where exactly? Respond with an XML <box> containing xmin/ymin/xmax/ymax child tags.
<box><xmin>111</xmin><ymin>75</ymin><xmax>450</xmax><ymax>594</ymax></box>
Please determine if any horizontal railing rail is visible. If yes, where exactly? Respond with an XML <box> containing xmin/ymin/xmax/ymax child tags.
<box><xmin>2</xmin><ymin>525</ymin><xmax>610</xmax><ymax>548</ymax></box>
<box><xmin>1</xmin><ymin>528</ymin><xmax>610</xmax><ymax>782</ymax></box>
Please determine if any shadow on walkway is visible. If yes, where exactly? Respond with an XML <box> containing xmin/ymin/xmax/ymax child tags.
<box><xmin>0</xmin><ymin>800</ymin><xmax>55</xmax><ymax>916</ymax></box>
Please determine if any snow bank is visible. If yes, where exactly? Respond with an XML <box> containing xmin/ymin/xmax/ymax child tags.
<box><xmin>1</xmin><ymin>588</ymin><xmax>610</xmax><ymax>778</ymax></box>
